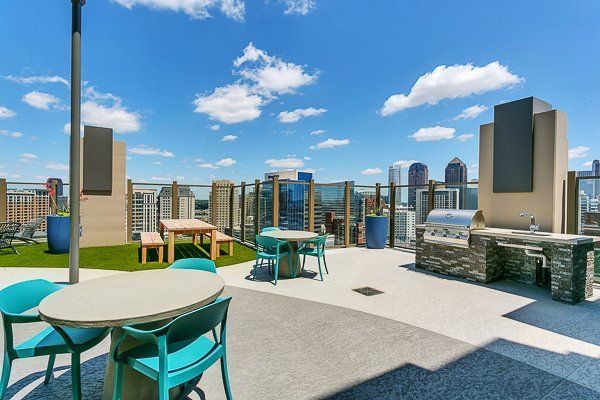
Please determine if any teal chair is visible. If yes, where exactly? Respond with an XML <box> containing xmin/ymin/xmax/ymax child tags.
<box><xmin>260</xmin><ymin>226</ymin><xmax>280</xmax><ymax>233</ymax></box>
<box><xmin>0</xmin><ymin>279</ymin><xmax>110</xmax><ymax>400</ymax></box>
<box><xmin>111</xmin><ymin>297</ymin><xmax>233</xmax><ymax>400</ymax></box>
<box><xmin>254</xmin><ymin>235</ymin><xmax>290</xmax><ymax>285</ymax></box>
<box><xmin>298</xmin><ymin>235</ymin><xmax>329</xmax><ymax>281</ymax></box>
<box><xmin>168</xmin><ymin>258</ymin><xmax>217</xmax><ymax>273</ymax></box>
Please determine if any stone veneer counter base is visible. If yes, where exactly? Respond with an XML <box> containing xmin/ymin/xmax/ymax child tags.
<box><xmin>415</xmin><ymin>226</ymin><xmax>596</xmax><ymax>304</ymax></box>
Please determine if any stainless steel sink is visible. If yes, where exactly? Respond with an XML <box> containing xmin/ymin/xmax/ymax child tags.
<box><xmin>510</xmin><ymin>230</ymin><xmax>552</xmax><ymax>237</ymax></box>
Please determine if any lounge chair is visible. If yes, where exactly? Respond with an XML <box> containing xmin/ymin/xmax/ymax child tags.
<box><xmin>14</xmin><ymin>217</ymin><xmax>44</xmax><ymax>245</ymax></box>
<box><xmin>0</xmin><ymin>222</ymin><xmax>21</xmax><ymax>254</ymax></box>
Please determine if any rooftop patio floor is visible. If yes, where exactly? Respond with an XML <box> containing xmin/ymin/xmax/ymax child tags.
<box><xmin>2</xmin><ymin>247</ymin><xmax>600</xmax><ymax>399</ymax></box>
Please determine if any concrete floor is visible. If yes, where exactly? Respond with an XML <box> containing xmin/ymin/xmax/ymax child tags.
<box><xmin>2</xmin><ymin>247</ymin><xmax>600</xmax><ymax>399</ymax></box>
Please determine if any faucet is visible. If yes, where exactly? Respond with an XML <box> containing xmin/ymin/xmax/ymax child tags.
<box><xmin>520</xmin><ymin>212</ymin><xmax>539</xmax><ymax>233</ymax></box>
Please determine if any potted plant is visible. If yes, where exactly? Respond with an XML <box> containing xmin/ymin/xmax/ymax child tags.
<box><xmin>46</xmin><ymin>185</ymin><xmax>86</xmax><ymax>254</ymax></box>
<box><xmin>365</xmin><ymin>206</ymin><xmax>389</xmax><ymax>249</ymax></box>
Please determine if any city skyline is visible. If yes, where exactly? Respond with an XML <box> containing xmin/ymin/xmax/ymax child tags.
<box><xmin>1</xmin><ymin>1</ymin><xmax>599</xmax><ymax>185</ymax></box>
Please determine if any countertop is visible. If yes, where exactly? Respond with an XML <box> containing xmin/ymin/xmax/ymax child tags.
<box><xmin>471</xmin><ymin>227</ymin><xmax>597</xmax><ymax>245</ymax></box>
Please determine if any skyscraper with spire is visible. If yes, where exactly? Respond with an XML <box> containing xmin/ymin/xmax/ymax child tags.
<box><xmin>408</xmin><ymin>162</ymin><xmax>428</xmax><ymax>207</ymax></box>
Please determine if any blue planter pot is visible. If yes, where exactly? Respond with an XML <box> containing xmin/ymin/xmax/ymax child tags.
<box><xmin>365</xmin><ymin>215</ymin><xmax>388</xmax><ymax>249</ymax></box>
<box><xmin>47</xmin><ymin>215</ymin><xmax>70</xmax><ymax>254</ymax></box>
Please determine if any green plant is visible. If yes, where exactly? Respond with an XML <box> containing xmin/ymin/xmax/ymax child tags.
<box><xmin>367</xmin><ymin>205</ymin><xmax>389</xmax><ymax>217</ymax></box>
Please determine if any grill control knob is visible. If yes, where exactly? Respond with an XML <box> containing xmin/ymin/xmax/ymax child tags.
<box><xmin>430</xmin><ymin>231</ymin><xmax>435</xmax><ymax>236</ymax></box>
<box><xmin>442</xmin><ymin>232</ymin><xmax>448</xmax><ymax>237</ymax></box>
<box><xmin>455</xmin><ymin>234</ymin><xmax>462</xmax><ymax>239</ymax></box>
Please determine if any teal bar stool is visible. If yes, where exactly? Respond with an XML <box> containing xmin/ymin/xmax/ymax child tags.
<box><xmin>260</xmin><ymin>226</ymin><xmax>280</xmax><ymax>233</ymax></box>
<box><xmin>111</xmin><ymin>297</ymin><xmax>234</xmax><ymax>400</ymax></box>
<box><xmin>254</xmin><ymin>235</ymin><xmax>290</xmax><ymax>285</ymax></box>
<box><xmin>168</xmin><ymin>258</ymin><xmax>217</xmax><ymax>273</ymax></box>
<box><xmin>298</xmin><ymin>235</ymin><xmax>329</xmax><ymax>281</ymax></box>
<box><xmin>0</xmin><ymin>279</ymin><xmax>110</xmax><ymax>400</ymax></box>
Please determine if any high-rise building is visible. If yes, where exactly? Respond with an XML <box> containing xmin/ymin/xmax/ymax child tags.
<box><xmin>444</xmin><ymin>157</ymin><xmax>469</xmax><ymax>208</ymax></box>
<box><xmin>131</xmin><ymin>189</ymin><xmax>158</xmax><ymax>239</ymax></box>
<box><xmin>209</xmin><ymin>180</ymin><xmax>239</xmax><ymax>232</ymax></box>
<box><xmin>408</xmin><ymin>163</ymin><xmax>428</xmax><ymax>208</ymax></box>
<box><xmin>415</xmin><ymin>187</ymin><xmax>459</xmax><ymax>224</ymax></box>
<box><xmin>577</xmin><ymin>159</ymin><xmax>600</xmax><ymax>198</ymax></box>
<box><xmin>314</xmin><ymin>182</ymin><xmax>356</xmax><ymax>245</ymax></box>
<box><xmin>388</xmin><ymin>165</ymin><xmax>401</xmax><ymax>186</ymax></box>
<box><xmin>579</xmin><ymin>191</ymin><xmax>599</xmax><ymax>233</ymax></box>
<box><xmin>264</xmin><ymin>170</ymin><xmax>313</xmax><ymax>230</ymax></box>
<box><xmin>394</xmin><ymin>206</ymin><xmax>416</xmax><ymax>245</ymax></box>
<box><xmin>6</xmin><ymin>188</ymin><xmax>50</xmax><ymax>231</ymax></box>
<box><xmin>158</xmin><ymin>186</ymin><xmax>195</xmax><ymax>221</ymax></box>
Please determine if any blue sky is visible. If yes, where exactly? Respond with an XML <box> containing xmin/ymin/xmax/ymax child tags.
<box><xmin>1</xmin><ymin>0</ymin><xmax>599</xmax><ymax>185</ymax></box>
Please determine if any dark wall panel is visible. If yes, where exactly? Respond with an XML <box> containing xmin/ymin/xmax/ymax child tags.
<box><xmin>83</xmin><ymin>126</ymin><xmax>113</xmax><ymax>195</ymax></box>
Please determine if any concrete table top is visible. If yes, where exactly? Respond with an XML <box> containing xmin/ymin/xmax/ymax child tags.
<box><xmin>261</xmin><ymin>230</ymin><xmax>318</xmax><ymax>242</ymax></box>
<box><xmin>39</xmin><ymin>269</ymin><xmax>224</xmax><ymax>328</ymax></box>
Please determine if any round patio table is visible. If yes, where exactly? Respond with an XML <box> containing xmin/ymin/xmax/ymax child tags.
<box><xmin>260</xmin><ymin>230</ymin><xmax>318</xmax><ymax>278</ymax></box>
<box><xmin>39</xmin><ymin>269</ymin><xmax>225</xmax><ymax>400</ymax></box>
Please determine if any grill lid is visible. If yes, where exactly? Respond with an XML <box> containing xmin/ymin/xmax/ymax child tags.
<box><xmin>425</xmin><ymin>209</ymin><xmax>485</xmax><ymax>229</ymax></box>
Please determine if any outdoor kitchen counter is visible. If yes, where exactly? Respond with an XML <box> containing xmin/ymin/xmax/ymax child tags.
<box><xmin>415</xmin><ymin>225</ymin><xmax>597</xmax><ymax>304</ymax></box>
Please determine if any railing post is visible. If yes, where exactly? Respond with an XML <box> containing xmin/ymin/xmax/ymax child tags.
<box><xmin>308</xmin><ymin>179</ymin><xmax>315</xmax><ymax>232</ymax></box>
<box><xmin>427</xmin><ymin>179</ymin><xmax>436</xmax><ymax>214</ymax></box>
<box><xmin>566</xmin><ymin>171</ymin><xmax>578</xmax><ymax>234</ymax></box>
<box><xmin>0</xmin><ymin>178</ymin><xmax>6</xmax><ymax>222</ymax></box>
<box><xmin>171</xmin><ymin>181</ymin><xmax>179</xmax><ymax>219</ymax></box>
<box><xmin>254</xmin><ymin>179</ymin><xmax>260</xmax><ymax>238</ymax></box>
<box><xmin>389</xmin><ymin>181</ymin><xmax>395</xmax><ymax>248</ymax></box>
<box><xmin>228</xmin><ymin>183</ymin><xmax>234</xmax><ymax>236</ymax></box>
<box><xmin>126</xmin><ymin>179</ymin><xmax>133</xmax><ymax>242</ymax></box>
<box><xmin>50</xmin><ymin>180</ymin><xmax>58</xmax><ymax>215</ymax></box>
<box><xmin>272</xmin><ymin>176</ymin><xmax>279</xmax><ymax>227</ymax></box>
<box><xmin>240</xmin><ymin>182</ymin><xmax>246</xmax><ymax>242</ymax></box>
<box><xmin>375</xmin><ymin>182</ymin><xmax>381</xmax><ymax>209</ymax></box>
<box><xmin>211</xmin><ymin>181</ymin><xmax>217</xmax><ymax>226</ymax></box>
<box><xmin>344</xmin><ymin>181</ymin><xmax>350</xmax><ymax>248</ymax></box>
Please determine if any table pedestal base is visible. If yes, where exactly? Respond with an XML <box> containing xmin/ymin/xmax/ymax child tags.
<box><xmin>103</xmin><ymin>327</ymin><xmax>182</xmax><ymax>400</ymax></box>
<box><xmin>277</xmin><ymin>242</ymin><xmax>302</xmax><ymax>278</ymax></box>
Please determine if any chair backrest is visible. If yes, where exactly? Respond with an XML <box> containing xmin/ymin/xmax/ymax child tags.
<box><xmin>255</xmin><ymin>235</ymin><xmax>280</xmax><ymax>251</ymax></box>
<box><xmin>20</xmin><ymin>217</ymin><xmax>44</xmax><ymax>239</ymax></box>
<box><xmin>168</xmin><ymin>258</ymin><xmax>217</xmax><ymax>273</ymax></box>
<box><xmin>315</xmin><ymin>234</ymin><xmax>328</xmax><ymax>249</ymax></box>
<box><xmin>0</xmin><ymin>222</ymin><xmax>21</xmax><ymax>249</ymax></box>
<box><xmin>261</xmin><ymin>226</ymin><xmax>280</xmax><ymax>233</ymax></box>
<box><xmin>166</xmin><ymin>297</ymin><xmax>231</xmax><ymax>344</ymax></box>
<box><xmin>0</xmin><ymin>279</ymin><xmax>63</xmax><ymax>316</ymax></box>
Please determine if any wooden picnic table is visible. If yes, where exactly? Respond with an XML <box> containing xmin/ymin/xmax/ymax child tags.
<box><xmin>159</xmin><ymin>219</ymin><xmax>219</xmax><ymax>263</ymax></box>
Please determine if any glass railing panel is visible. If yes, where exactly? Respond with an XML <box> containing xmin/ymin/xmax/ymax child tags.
<box><xmin>577</xmin><ymin>177</ymin><xmax>600</xmax><ymax>280</ymax></box>
<box><xmin>259</xmin><ymin>182</ymin><xmax>273</xmax><ymax>233</ymax></box>
<box><xmin>352</xmin><ymin>186</ymin><xmax>376</xmax><ymax>245</ymax></box>
<box><xmin>232</xmin><ymin>186</ymin><xmax>242</xmax><ymax>241</ymax></box>
<box><xmin>394</xmin><ymin>185</ymin><xmax>416</xmax><ymax>250</ymax></box>
<box><xmin>314</xmin><ymin>183</ymin><xmax>346</xmax><ymax>246</ymax></box>
<box><xmin>130</xmin><ymin>182</ymin><xmax>162</xmax><ymax>241</ymax></box>
<box><xmin>5</xmin><ymin>181</ymin><xmax>53</xmax><ymax>238</ymax></box>
<box><xmin>278</xmin><ymin>182</ymin><xmax>310</xmax><ymax>231</ymax></box>
<box><xmin>244</xmin><ymin>184</ymin><xmax>257</xmax><ymax>245</ymax></box>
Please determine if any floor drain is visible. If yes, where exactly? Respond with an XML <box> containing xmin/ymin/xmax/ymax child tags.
<box><xmin>352</xmin><ymin>287</ymin><xmax>384</xmax><ymax>296</ymax></box>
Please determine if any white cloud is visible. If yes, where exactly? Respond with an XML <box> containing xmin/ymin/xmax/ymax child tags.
<box><xmin>20</xmin><ymin>153</ymin><xmax>38</xmax><ymax>159</ymax></box>
<box><xmin>221</xmin><ymin>135</ymin><xmax>238</xmax><ymax>142</ymax></box>
<box><xmin>152</xmin><ymin>161</ymin><xmax>162</xmax><ymax>165</ymax></box>
<box><xmin>193</xmin><ymin>84</ymin><xmax>263</xmax><ymax>124</ymax></box>
<box><xmin>22</xmin><ymin>91</ymin><xmax>61</xmax><ymax>110</ymax></box>
<box><xmin>409</xmin><ymin>126</ymin><xmax>455</xmax><ymax>142</ymax></box>
<box><xmin>279</xmin><ymin>0</ymin><xmax>316</xmax><ymax>15</ymax></box>
<box><xmin>454</xmin><ymin>104</ymin><xmax>488</xmax><ymax>120</ymax></box>
<box><xmin>265</xmin><ymin>157</ymin><xmax>304</xmax><ymax>168</ymax></box>
<box><xmin>361</xmin><ymin>167</ymin><xmax>382</xmax><ymax>175</ymax></box>
<box><xmin>81</xmin><ymin>97</ymin><xmax>141</xmax><ymax>133</ymax></box>
<box><xmin>198</xmin><ymin>163</ymin><xmax>219</xmax><ymax>169</ymax></box>
<box><xmin>457</xmin><ymin>133</ymin><xmax>475</xmax><ymax>142</ymax></box>
<box><xmin>210</xmin><ymin>124</ymin><xmax>221</xmax><ymax>131</ymax></box>
<box><xmin>151</xmin><ymin>176</ymin><xmax>171</xmax><ymax>182</ymax></box>
<box><xmin>380</xmin><ymin>62</ymin><xmax>523</xmax><ymax>116</ymax></box>
<box><xmin>235</xmin><ymin>43</ymin><xmax>317</xmax><ymax>96</ymax></box>
<box><xmin>128</xmin><ymin>144</ymin><xmax>174</xmax><ymax>157</ymax></box>
<box><xmin>111</xmin><ymin>0</ymin><xmax>245</xmax><ymax>21</ymax></box>
<box><xmin>310</xmin><ymin>129</ymin><xmax>325</xmax><ymax>136</ymax></box>
<box><xmin>303</xmin><ymin>156</ymin><xmax>311</xmax><ymax>160</ymax></box>
<box><xmin>309</xmin><ymin>137</ymin><xmax>350</xmax><ymax>150</ymax></box>
<box><xmin>0</xmin><ymin>106</ymin><xmax>16</xmax><ymax>119</ymax></box>
<box><xmin>569</xmin><ymin>146</ymin><xmax>590</xmax><ymax>159</ymax></box>
<box><xmin>0</xmin><ymin>130</ymin><xmax>23</xmax><ymax>138</ymax></box>
<box><xmin>4</xmin><ymin>74</ymin><xmax>69</xmax><ymax>86</ymax></box>
<box><xmin>63</xmin><ymin>123</ymin><xmax>85</xmax><ymax>135</ymax></box>
<box><xmin>583</xmin><ymin>161</ymin><xmax>594</xmax><ymax>169</ymax></box>
<box><xmin>0</xmin><ymin>173</ymin><xmax>22</xmax><ymax>179</ymax></box>
<box><xmin>46</xmin><ymin>162</ymin><xmax>69</xmax><ymax>171</ymax></box>
<box><xmin>392</xmin><ymin>160</ymin><xmax>419</xmax><ymax>168</ymax></box>
<box><xmin>216</xmin><ymin>157</ymin><xmax>236</xmax><ymax>167</ymax></box>
<box><xmin>278</xmin><ymin>107</ymin><xmax>327</xmax><ymax>123</ymax></box>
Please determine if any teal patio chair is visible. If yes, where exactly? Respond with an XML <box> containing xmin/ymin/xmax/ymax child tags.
<box><xmin>0</xmin><ymin>279</ymin><xmax>110</xmax><ymax>400</ymax></box>
<box><xmin>168</xmin><ymin>258</ymin><xmax>217</xmax><ymax>273</ymax></box>
<box><xmin>254</xmin><ymin>235</ymin><xmax>290</xmax><ymax>285</ymax></box>
<box><xmin>298</xmin><ymin>235</ymin><xmax>329</xmax><ymax>281</ymax></box>
<box><xmin>260</xmin><ymin>226</ymin><xmax>280</xmax><ymax>233</ymax></box>
<box><xmin>111</xmin><ymin>297</ymin><xmax>233</xmax><ymax>400</ymax></box>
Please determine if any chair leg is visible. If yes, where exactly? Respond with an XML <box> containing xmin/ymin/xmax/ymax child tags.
<box><xmin>0</xmin><ymin>353</ymin><xmax>12</xmax><ymax>400</ymax></box>
<box><xmin>112</xmin><ymin>362</ymin><xmax>123</xmax><ymax>400</ymax></box>
<box><xmin>11</xmin><ymin>246</ymin><xmax>18</xmax><ymax>255</ymax></box>
<box><xmin>317</xmin><ymin>256</ymin><xmax>323</xmax><ymax>281</ymax></box>
<box><xmin>253</xmin><ymin>255</ymin><xmax>260</xmax><ymax>280</ymax></box>
<box><xmin>273</xmin><ymin>258</ymin><xmax>279</xmax><ymax>286</ymax></box>
<box><xmin>71</xmin><ymin>353</ymin><xmax>82</xmax><ymax>400</ymax></box>
<box><xmin>322</xmin><ymin>253</ymin><xmax>329</xmax><ymax>274</ymax></box>
<box><xmin>44</xmin><ymin>354</ymin><xmax>56</xmax><ymax>384</ymax></box>
<box><xmin>141</xmin><ymin>247</ymin><xmax>147</xmax><ymax>264</ymax></box>
<box><xmin>158</xmin><ymin>377</ymin><xmax>169</xmax><ymax>400</ymax></box>
<box><xmin>220</xmin><ymin>353</ymin><xmax>234</xmax><ymax>400</ymax></box>
<box><xmin>302</xmin><ymin>254</ymin><xmax>306</xmax><ymax>271</ymax></box>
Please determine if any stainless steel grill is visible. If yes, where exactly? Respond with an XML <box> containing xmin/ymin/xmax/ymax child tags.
<box><xmin>424</xmin><ymin>209</ymin><xmax>485</xmax><ymax>247</ymax></box>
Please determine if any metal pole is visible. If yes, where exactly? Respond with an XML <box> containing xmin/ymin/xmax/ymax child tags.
<box><xmin>69</xmin><ymin>0</ymin><xmax>84</xmax><ymax>284</ymax></box>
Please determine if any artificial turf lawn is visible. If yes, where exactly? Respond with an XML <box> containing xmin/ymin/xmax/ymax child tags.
<box><xmin>0</xmin><ymin>241</ymin><xmax>256</xmax><ymax>271</ymax></box>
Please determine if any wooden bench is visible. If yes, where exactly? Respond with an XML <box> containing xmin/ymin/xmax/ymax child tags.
<box><xmin>140</xmin><ymin>232</ymin><xmax>164</xmax><ymax>264</ymax></box>
<box><xmin>199</xmin><ymin>231</ymin><xmax>234</xmax><ymax>257</ymax></box>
